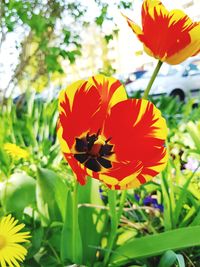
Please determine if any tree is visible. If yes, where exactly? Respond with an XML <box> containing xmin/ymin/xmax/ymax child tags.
<box><xmin>0</xmin><ymin>0</ymin><xmax>134</xmax><ymax>97</ymax></box>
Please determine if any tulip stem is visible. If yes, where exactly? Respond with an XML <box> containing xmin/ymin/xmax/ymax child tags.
<box><xmin>103</xmin><ymin>190</ymin><xmax>127</xmax><ymax>266</ymax></box>
<box><xmin>143</xmin><ymin>60</ymin><xmax>163</xmax><ymax>99</ymax></box>
<box><xmin>72</xmin><ymin>181</ymin><xmax>79</xmax><ymax>262</ymax></box>
<box><xmin>118</xmin><ymin>190</ymin><xmax>127</xmax><ymax>221</ymax></box>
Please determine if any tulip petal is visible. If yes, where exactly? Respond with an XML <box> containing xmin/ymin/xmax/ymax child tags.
<box><xmin>123</xmin><ymin>0</ymin><xmax>200</xmax><ymax>64</ymax></box>
<box><xmin>64</xmin><ymin>153</ymin><xmax>87</xmax><ymax>185</ymax></box>
<box><xmin>103</xmin><ymin>98</ymin><xmax>167</xmax><ymax>161</ymax></box>
<box><xmin>142</xmin><ymin>0</ymin><xmax>168</xmax><ymax>24</ymax></box>
<box><xmin>166</xmin><ymin>22</ymin><xmax>200</xmax><ymax>64</ymax></box>
<box><xmin>87</xmin><ymin>75</ymin><xmax>127</xmax><ymax>134</ymax></box>
<box><xmin>96</xmin><ymin>160</ymin><xmax>143</xmax><ymax>190</ymax></box>
<box><xmin>58</xmin><ymin>75</ymin><xmax>128</xmax><ymax>185</ymax></box>
<box><xmin>87</xmin><ymin>74</ymin><xmax>127</xmax><ymax>109</ymax></box>
<box><xmin>98</xmin><ymin>99</ymin><xmax>167</xmax><ymax>189</ymax></box>
<box><xmin>58</xmin><ymin>76</ymin><xmax>168</xmax><ymax>189</ymax></box>
<box><xmin>141</xmin><ymin>148</ymin><xmax>168</xmax><ymax>180</ymax></box>
<box><xmin>57</xmin><ymin>120</ymin><xmax>70</xmax><ymax>154</ymax></box>
<box><xmin>59</xmin><ymin>80</ymin><xmax>101</xmax><ymax>149</ymax></box>
<box><xmin>121</xmin><ymin>13</ymin><xmax>143</xmax><ymax>35</ymax></box>
<box><xmin>59</xmin><ymin>75</ymin><xmax>127</xmax><ymax>149</ymax></box>
<box><xmin>141</xmin><ymin>8</ymin><xmax>195</xmax><ymax>60</ymax></box>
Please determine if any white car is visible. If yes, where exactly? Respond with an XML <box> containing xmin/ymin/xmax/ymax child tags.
<box><xmin>126</xmin><ymin>57</ymin><xmax>200</xmax><ymax>101</ymax></box>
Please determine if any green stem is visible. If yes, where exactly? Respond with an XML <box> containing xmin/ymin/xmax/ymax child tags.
<box><xmin>72</xmin><ymin>181</ymin><xmax>78</xmax><ymax>263</ymax></box>
<box><xmin>103</xmin><ymin>190</ymin><xmax>127</xmax><ymax>266</ymax></box>
<box><xmin>142</xmin><ymin>60</ymin><xmax>163</xmax><ymax>99</ymax></box>
<box><xmin>46</xmin><ymin>240</ymin><xmax>62</xmax><ymax>265</ymax></box>
<box><xmin>118</xmin><ymin>190</ymin><xmax>127</xmax><ymax>222</ymax></box>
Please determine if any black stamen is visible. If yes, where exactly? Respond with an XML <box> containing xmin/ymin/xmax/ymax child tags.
<box><xmin>74</xmin><ymin>133</ymin><xmax>114</xmax><ymax>172</ymax></box>
<box><xmin>85</xmin><ymin>158</ymin><xmax>101</xmax><ymax>172</ymax></box>
<box><xmin>87</xmin><ymin>134</ymin><xmax>97</xmax><ymax>150</ymax></box>
<box><xmin>97</xmin><ymin>157</ymin><xmax>112</xmax><ymax>169</ymax></box>
<box><xmin>105</xmin><ymin>137</ymin><xmax>112</xmax><ymax>143</ymax></box>
<box><xmin>75</xmin><ymin>138</ymin><xmax>87</xmax><ymax>152</ymax></box>
<box><xmin>74</xmin><ymin>153</ymin><xmax>89</xmax><ymax>163</ymax></box>
<box><xmin>99</xmin><ymin>144</ymin><xmax>113</xmax><ymax>156</ymax></box>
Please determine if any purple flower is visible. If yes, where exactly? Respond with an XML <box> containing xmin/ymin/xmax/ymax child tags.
<box><xmin>134</xmin><ymin>194</ymin><xmax>164</xmax><ymax>212</ymax></box>
<box><xmin>184</xmin><ymin>157</ymin><xmax>199</xmax><ymax>172</ymax></box>
<box><xmin>134</xmin><ymin>193</ymin><xmax>140</xmax><ymax>202</ymax></box>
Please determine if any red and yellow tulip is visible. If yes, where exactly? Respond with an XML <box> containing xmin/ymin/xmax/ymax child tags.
<box><xmin>123</xmin><ymin>0</ymin><xmax>200</xmax><ymax>64</ymax></box>
<box><xmin>58</xmin><ymin>75</ymin><xmax>168</xmax><ymax>190</ymax></box>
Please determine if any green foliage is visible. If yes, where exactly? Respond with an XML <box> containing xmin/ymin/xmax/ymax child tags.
<box><xmin>95</xmin><ymin>4</ymin><xmax>110</xmax><ymax>26</ymax></box>
<box><xmin>36</xmin><ymin>168</ymin><xmax>68</xmax><ymax>223</ymax></box>
<box><xmin>1</xmin><ymin>0</ymin><xmax>134</xmax><ymax>93</ymax></box>
<box><xmin>61</xmin><ymin>186</ymin><xmax>83</xmax><ymax>264</ymax></box>
<box><xmin>110</xmin><ymin>226</ymin><xmax>200</xmax><ymax>266</ymax></box>
<box><xmin>158</xmin><ymin>250</ymin><xmax>185</xmax><ymax>267</ymax></box>
<box><xmin>78</xmin><ymin>178</ymin><xmax>108</xmax><ymax>265</ymax></box>
<box><xmin>0</xmin><ymin>173</ymin><xmax>36</xmax><ymax>213</ymax></box>
<box><xmin>0</xmin><ymin>91</ymin><xmax>200</xmax><ymax>266</ymax></box>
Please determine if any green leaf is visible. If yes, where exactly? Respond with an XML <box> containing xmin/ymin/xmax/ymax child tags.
<box><xmin>105</xmin><ymin>34</ymin><xmax>113</xmax><ymax>43</ymax></box>
<box><xmin>95</xmin><ymin>5</ymin><xmax>108</xmax><ymax>26</ymax></box>
<box><xmin>78</xmin><ymin>178</ymin><xmax>108</xmax><ymax>266</ymax></box>
<box><xmin>39</xmin><ymin>253</ymin><xmax>61</xmax><ymax>267</ymax></box>
<box><xmin>49</xmin><ymin>47</ymin><xmax>61</xmax><ymax>56</ymax></box>
<box><xmin>36</xmin><ymin>167</ymin><xmax>68</xmax><ymax>223</ymax></box>
<box><xmin>109</xmin><ymin>226</ymin><xmax>200</xmax><ymax>266</ymax></box>
<box><xmin>158</xmin><ymin>250</ymin><xmax>185</xmax><ymax>267</ymax></box>
<box><xmin>116</xmin><ymin>229</ymin><xmax>138</xmax><ymax>246</ymax></box>
<box><xmin>0</xmin><ymin>148</ymin><xmax>10</xmax><ymax>176</ymax></box>
<box><xmin>27</xmin><ymin>227</ymin><xmax>44</xmax><ymax>258</ymax></box>
<box><xmin>103</xmin><ymin>190</ymin><xmax>118</xmax><ymax>266</ymax></box>
<box><xmin>190</xmin><ymin>209</ymin><xmax>200</xmax><ymax>226</ymax></box>
<box><xmin>60</xmin><ymin>187</ymin><xmax>83</xmax><ymax>264</ymax></box>
<box><xmin>5</xmin><ymin>15</ymin><xmax>16</xmax><ymax>31</ymax></box>
<box><xmin>45</xmin><ymin>54</ymin><xmax>63</xmax><ymax>73</ymax></box>
<box><xmin>174</xmin><ymin>166</ymin><xmax>199</xmax><ymax>227</ymax></box>
<box><xmin>63</xmin><ymin>30</ymin><xmax>71</xmax><ymax>44</ymax></box>
<box><xmin>59</xmin><ymin>50</ymin><xmax>68</xmax><ymax>59</ymax></box>
<box><xmin>29</xmin><ymin>14</ymin><xmax>47</xmax><ymax>35</ymax></box>
<box><xmin>0</xmin><ymin>172</ymin><xmax>36</xmax><ymax>213</ymax></box>
<box><xmin>119</xmin><ymin>1</ymin><xmax>133</xmax><ymax>9</ymax></box>
<box><xmin>161</xmin><ymin>172</ymin><xmax>173</xmax><ymax>230</ymax></box>
<box><xmin>158</xmin><ymin>250</ymin><xmax>178</xmax><ymax>267</ymax></box>
<box><xmin>176</xmin><ymin>254</ymin><xmax>185</xmax><ymax>267</ymax></box>
<box><xmin>65</xmin><ymin>50</ymin><xmax>81</xmax><ymax>64</ymax></box>
<box><xmin>186</xmin><ymin>121</ymin><xmax>200</xmax><ymax>153</ymax></box>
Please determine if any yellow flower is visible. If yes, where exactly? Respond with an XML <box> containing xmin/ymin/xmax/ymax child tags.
<box><xmin>3</xmin><ymin>143</ymin><xmax>29</xmax><ymax>160</ymax></box>
<box><xmin>0</xmin><ymin>214</ymin><xmax>31</xmax><ymax>267</ymax></box>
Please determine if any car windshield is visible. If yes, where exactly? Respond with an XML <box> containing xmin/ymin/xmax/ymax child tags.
<box><xmin>186</xmin><ymin>60</ymin><xmax>200</xmax><ymax>75</ymax></box>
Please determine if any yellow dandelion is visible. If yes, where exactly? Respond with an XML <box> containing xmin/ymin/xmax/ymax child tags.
<box><xmin>3</xmin><ymin>143</ymin><xmax>29</xmax><ymax>160</ymax></box>
<box><xmin>0</xmin><ymin>214</ymin><xmax>31</xmax><ymax>267</ymax></box>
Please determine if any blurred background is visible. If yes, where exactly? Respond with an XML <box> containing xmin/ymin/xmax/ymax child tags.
<box><xmin>0</xmin><ymin>0</ymin><xmax>199</xmax><ymax>100</ymax></box>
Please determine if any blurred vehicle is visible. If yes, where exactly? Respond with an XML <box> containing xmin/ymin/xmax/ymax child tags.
<box><xmin>116</xmin><ymin>70</ymin><xmax>147</xmax><ymax>85</ymax></box>
<box><xmin>126</xmin><ymin>57</ymin><xmax>200</xmax><ymax>101</ymax></box>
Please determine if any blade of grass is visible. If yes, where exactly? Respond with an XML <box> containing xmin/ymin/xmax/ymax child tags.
<box><xmin>109</xmin><ymin>226</ymin><xmax>200</xmax><ymax>266</ymax></box>
<box><xmin>161</xmin><ymin>171</ymin><xmax>172</xmax><ymax>230</ymax></box>
<box><xmin>158</xmin><ymin>250</ymin><xmax>185</xmax><ymax>267</ymax></box>
<box><xmin>173</xmin><ymin>163</ymin><xmax>200</xmax><ymax>227</ymax></box>
<box><xmin>103</xmin><ymin>190</ymin><xmax>118</xmax><ymax>266</ymax></box>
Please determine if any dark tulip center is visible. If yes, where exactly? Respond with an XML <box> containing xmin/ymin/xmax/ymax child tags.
<box><xmin>74</xmin><ymin>131</ymin><xmax>114</xmax><ymax>172</ymax></box>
